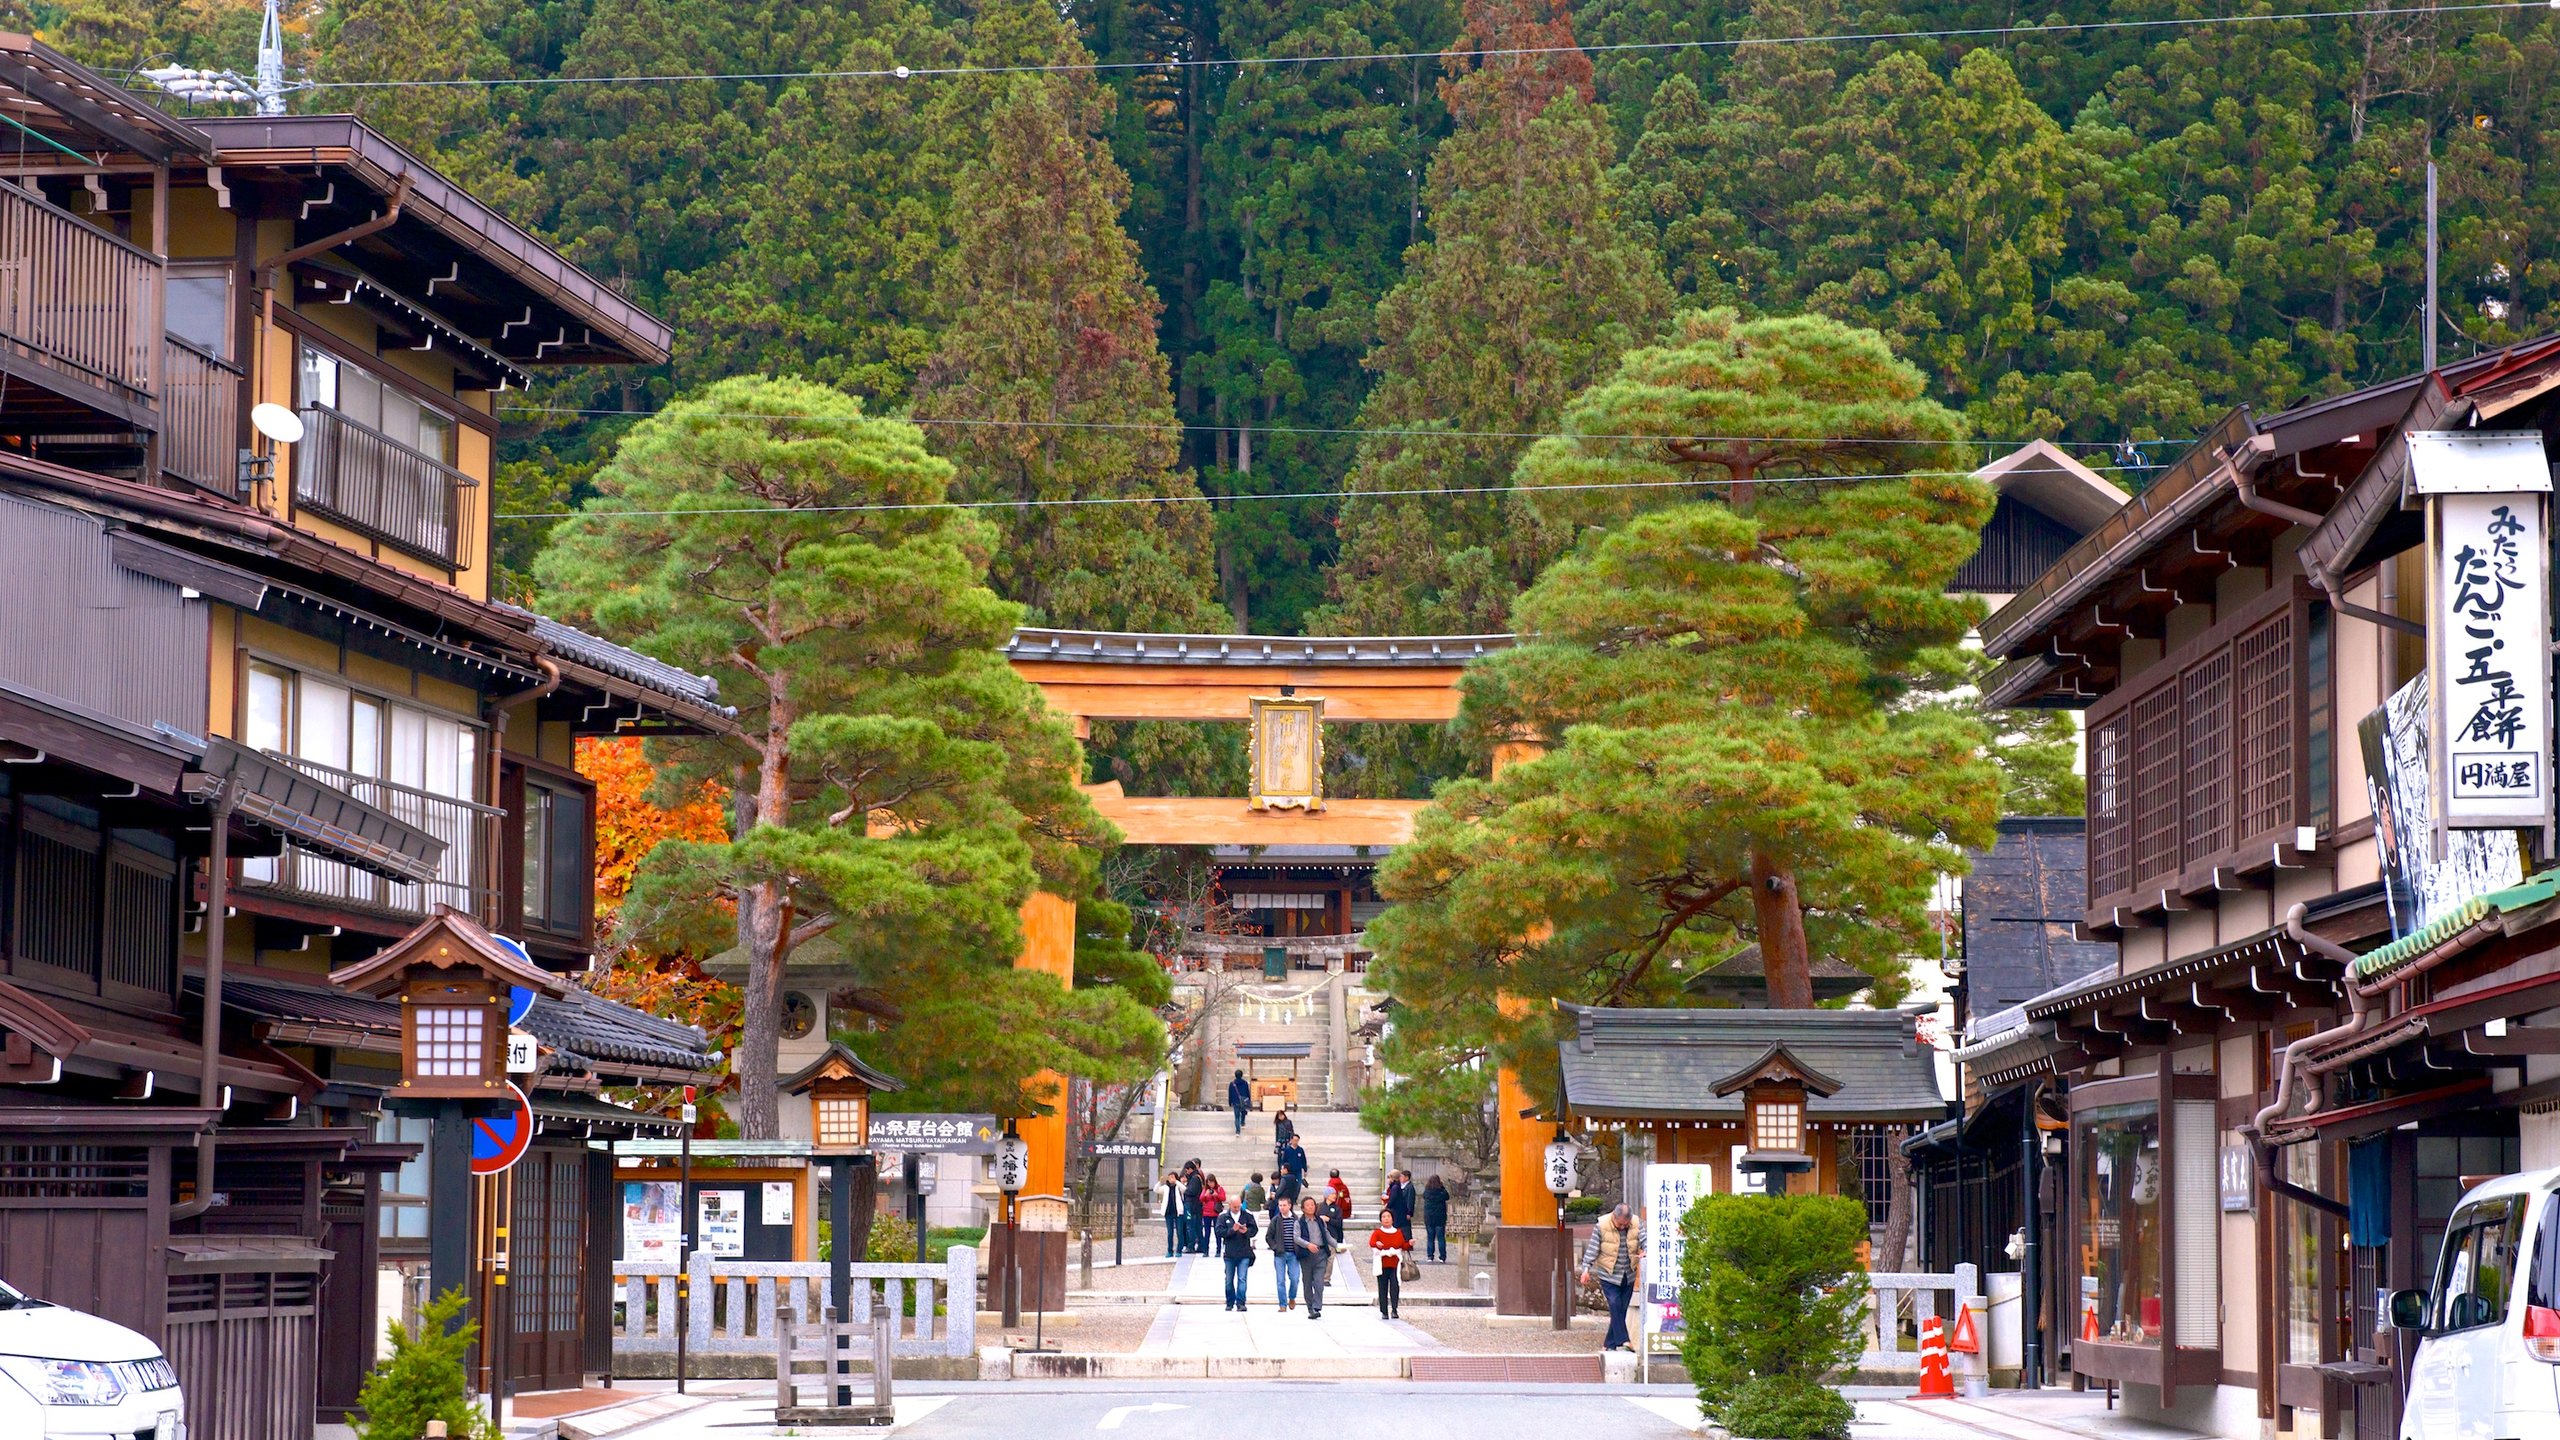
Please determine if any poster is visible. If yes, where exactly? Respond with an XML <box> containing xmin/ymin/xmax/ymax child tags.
<box><xmin>762</xmin><ymin>1181</ymin><xmax>795</xmax><ymax>1229</ymax></box>
<box><xmin>621</xmin><ymin>1180</ymin><xmax>682</xmax><ymax>1264</ymax></box>
<box><xmin>1640</xmin><ymin>1163</ymin><xmax>1715</xmax><ymax>1345</ymax></box>
<box><xmin>698</xmin><ymin>1188</ymin><xmax>746</xmax><ymax>1259</ymax></box>
<box><xmin>2360</xmin><ymin>673</ymin><xmax>2524</xmax><ymax>938</ymax></box>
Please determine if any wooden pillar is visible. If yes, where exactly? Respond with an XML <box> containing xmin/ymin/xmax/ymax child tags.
<box><xmin>1486</xmin><ymin>735</ymin><xmax>1561</xmax><ymax>1314</ymax></box>
<box><xmin>1009</xmin><ymin>891</ymin><xmax>1075</xmax><ymax>1303</ymax></box>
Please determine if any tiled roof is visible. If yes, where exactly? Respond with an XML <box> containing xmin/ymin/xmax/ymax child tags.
<box><xmin>530</xmin><ymin>1089</ymin><xmax>683</xmax><ymax>1135</ymax></box>
<box><xmin>522</xmin><ymin>987</ymin><xmax>716</xmax><ymax>1074</ymax></box>
<box><xmin>2350</xmin><ymin>869</ymin><xmax>2560</xmax><ymax>984</ymax></box>
<box><xmin>1960</xmin><ymin>818</ymin><xmax>2117</xmax><ymax>1017</ymax></box>
<box><xmin>1004</xmin><ymin>628</ymin><xmax>1513</xmax><ymax>667</ymax></box>
<box><xmin>202</xmin><ymin>976</ymin><xmax>398</xmax><ymax>1039</ymax></box>
<box><xmin>495</xmin><ymin>603</ymin><xmax>730</xmax><ymax>713</ymax></box>
<box><xmin>1554</xmin><ymin>1004</ymin><xmax>1946</xmax><ymax>1123</ymax></box>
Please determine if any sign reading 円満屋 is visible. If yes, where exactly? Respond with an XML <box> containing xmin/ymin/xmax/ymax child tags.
<box><xmin>2413</xmin><ymin>431</ymin><xmax>2553</xmax><ymax>834</ymax></box>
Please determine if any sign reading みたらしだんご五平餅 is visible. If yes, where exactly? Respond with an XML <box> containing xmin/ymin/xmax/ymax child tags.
<box><xmin>2412</xmin><ymin>430</ymin><xmax>2553</xmax><ymax>834</ymax></box>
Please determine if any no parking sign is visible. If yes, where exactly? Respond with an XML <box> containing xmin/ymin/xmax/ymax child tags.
<box><xmin>470</xmin><ymin>1081</ymin><xmax>536</xmax><ymax>1176</ymax></box>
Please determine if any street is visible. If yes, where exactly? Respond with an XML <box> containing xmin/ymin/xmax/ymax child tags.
<box><xmin>598</xmin><ymin>1382</ymin><xmax>2180</xmax><ymax>1440</ymax></box>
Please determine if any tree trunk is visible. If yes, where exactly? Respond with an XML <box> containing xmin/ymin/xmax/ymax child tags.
<box><xmin>735</xmin><ymin>690</ymin><xmax>796</xmax><ymax>1139</ymax></box>
<box><xmin>1750</xmin><ymin>849</ymin><xmax>1814</xmax><ymax>1008</ymax></box>
<box><xmin>1876</xmin><ymin>1127</ymin><xmax>1916</xmax><ymax>1272</ymax></box>
<box><xmin>841</xmin><ymin>1155</ymin><xmax>880</xmax><ymax>1265</ymax></box>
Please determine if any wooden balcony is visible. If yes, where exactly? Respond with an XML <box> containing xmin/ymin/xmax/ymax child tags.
<box><xmin>160</xmin><ymin>336</ymin><xmax>241</xmax><ymax>493</ymax></box>
<box><xmin>293</xmin><ymin>404</ymin><xmax>480</xmax><ymax>568</ymax></box>
<box><xmin>0</xmin><ymin>180</ymin><xmax>159</xmax><ymax>422</ymax></box>
<box><xmin>235</xmin><ymin>752</ymin><xmax>499</xmax><ymax>923</ymax></box>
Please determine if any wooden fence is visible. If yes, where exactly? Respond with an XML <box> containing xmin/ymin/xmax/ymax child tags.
<box><xmin>611</xmin><ymin>1246</ymin><xmax>977</xmax><ymax>1363</ymax></box>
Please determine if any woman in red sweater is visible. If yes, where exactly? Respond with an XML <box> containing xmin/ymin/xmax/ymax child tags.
<box><xmin>1203</xmin><ymin>1175</ymin><xmax>1227</xmax><ymax>1221</ymax></box>
<box><xmin>1368</xmin><ymin>1207</ymin><xmax>1413</xmax><ymax>1320</ymax></box>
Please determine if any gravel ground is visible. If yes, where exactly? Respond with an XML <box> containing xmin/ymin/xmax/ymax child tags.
<box><xmin>1067</xmin><ymin>1259</ymin><xmax>1178</xmax><ymax>1294</ymax></box>
<box><xmin>1395</xmin><ymin>1308</ymin><xmax>1616</xmax><ymax>1354</ymax></box>
<box><xmin>989</xmin><ymin>1303</ymin><xmax>1163</xmax><ymax>1353</ymax></box>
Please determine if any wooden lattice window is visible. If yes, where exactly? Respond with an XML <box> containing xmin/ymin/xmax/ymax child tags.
<box><xmin>2131</xmin><ymin>687</ymin><xmax>2183</xmax><ymax>885</ymax></box>
<box><xmin>2235</xmin><ymin>613</ymin><xmax>2296</xmax><ymax>841</ymax></box>
<box><xmin>2179</xmin><ymin>651</ymin><xmax>2231</xmax><ymax>866</ymax></box>
<box><xmin>2090</xmin><ymin>714</ymin><xmax>2132</xmax><ymax>901</ymax></box>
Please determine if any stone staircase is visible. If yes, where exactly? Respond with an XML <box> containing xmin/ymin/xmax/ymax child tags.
<box><xmin>1163</xmin><ymin>1107</ymin><xmax>1387</xmax><ymax>1224</ymax></box>
<box><xmin>1202</xmin><ymin>974</ymin><xmax>1340</xmax><ymax>1108</ymax></box>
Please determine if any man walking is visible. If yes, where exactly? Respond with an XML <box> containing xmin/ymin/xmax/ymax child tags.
<box><xmin>1182</xmin><ymin>1162</ymin><xmax>1206</xmax><ymax>1256</ymax></box>
<box><xmin>1217</xmin><ymin>1197</ymin><xmax>1259</xmax><ymax>1312</ymax></box>
<box><xmin>1385</xmin><ymin>1170</ymin><xmax>1415</xmax><ymax>1236</ymax></box>
<box><xmin>1228</xmin><ymin>1067</ymin><xmax>1253</xmax><ymax>1133</ymax></box>
<box><xmin>1295</xmin><ymin>1196</ymin><xmax>1336</xmax><ymax>1318</ymax></box>
<box><xmin>1577</xmin><ymin>1203</ymin><xmax>1643</xmax><ymax>1352</ymax></box>
<box><xmin>1269</xmin><ymin>1200</ymin><xmax>1303</xmax><ymax>1311</ymax></box>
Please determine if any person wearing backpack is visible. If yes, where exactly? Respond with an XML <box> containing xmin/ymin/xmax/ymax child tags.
<box><xmin>1228</xmin><ymin>1068</ymin><xmax>1253</xmax><ymax>1133</ymax></box>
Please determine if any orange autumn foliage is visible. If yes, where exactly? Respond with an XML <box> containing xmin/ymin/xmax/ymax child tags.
<box><xmin>579</xmin><ymin>736</ymin><xmax>729</xmax><ymax>913</ymax></box>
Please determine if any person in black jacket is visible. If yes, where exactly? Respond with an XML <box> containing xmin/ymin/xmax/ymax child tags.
<box><xmin>1217</xmin><ymin>1198</ymin><xmax>1259</xmax><ymax>1311</ymax></box>
<box><xmin>1421</xmin><ymin>1174</ymin><xmax>1451</xmax><ymax>1262</ymax></box>
<box><xmin>1182</xmin><ymin>1162</ymin><xmax>1207</xmax><ymax>1255</ymax></box>
<box><xmin>1228</xmin><ymin>1068</ymin><xmax>1253</xmax><ymax>1133</ymax></box>
<box><xmin>1268</xmin><ymin>1203</ymin><xmax>1304</xmax><ymax>1311</ymax></box>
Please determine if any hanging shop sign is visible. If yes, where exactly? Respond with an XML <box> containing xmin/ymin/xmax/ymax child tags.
<box><xmin>2413</xmin><ymin>431</ymin><xmax>2553</xmax><ymax>837</ymax></box>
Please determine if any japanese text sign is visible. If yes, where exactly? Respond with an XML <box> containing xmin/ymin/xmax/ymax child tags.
<box><xmin>2416</xmin><ymin>431</ymin><xmax>2553</xmax><ymax>832</ymax></box>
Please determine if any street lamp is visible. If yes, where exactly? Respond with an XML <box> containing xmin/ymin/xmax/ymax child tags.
<box><xmin>1545</xmin><ymin>1128</ymin><xmax>1577</xmax><ymax>1331</ymax></box>
<box><xmin>996</xmin><ymin>1124</ymin><xmax>1030</xmax><ymax>1327</ymax></box>
<box><xmin>781</xmin><ymin>1043</ymin><xmax>901</xmax><ymax>1405</ymax></box>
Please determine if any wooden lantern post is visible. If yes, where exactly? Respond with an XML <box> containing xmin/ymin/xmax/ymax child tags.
<box><xmin>782</xmin><ymin>1043</ymin><xmax>903</xmax><ymax>1406</ymax></box>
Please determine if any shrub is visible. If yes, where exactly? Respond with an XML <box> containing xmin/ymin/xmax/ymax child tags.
<box><xmin>1677</xmin><ymin>1193</ymin><xmax>1869</xmax><ymax>1426</ymax></box>
<box><xmin>353</xmin><ymin>1289</ymin><xmax>493</xmax><ymax>1440</ymax></box>
<box><xmin>1722</xmin><ymin>1375</ymin><xmax>1854</xmax><ymax>1440</ymax></box>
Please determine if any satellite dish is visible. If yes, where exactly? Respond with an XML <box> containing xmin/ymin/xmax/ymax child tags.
<box><xmin>249</xmin><ymin>402</ymin><xmax>305</xmax><ymax>445</ymax></box>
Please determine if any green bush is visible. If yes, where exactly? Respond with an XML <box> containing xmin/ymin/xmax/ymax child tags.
<box><xmin>1562</xmin><ymin>1195</ymin><xmax>1606</xmax><ymax>1220</ymax></box>
<box><xmin>1677</xmin><ymin>1193</ymin><xmax>1869</xmax><ymax>1425</ymax></box>
<box><xmin>865</xmin><ymin>1215</ymin><xmax>917</xmax><ymax>1263</ymax></box>
<box><xmin>1722</xmin><ymin>1375</ymin><xmax>1854</xmax><ymax>1440</ymax></box>
<box><xmin>353</xmin><ymin>1289</ymin><xmax>493</xmax><ymax>1440</ymax></box>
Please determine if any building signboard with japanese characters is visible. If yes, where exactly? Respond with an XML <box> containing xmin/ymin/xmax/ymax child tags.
<box><xmin>2413</xmin><ymin>431</ymin><xmax>2553</xmax><ymax>834</ymax></box>
<box><xmin>866</xmin><ymin>1112</ymin><xmax>1001</xmax><ymax>1154</ymax></box>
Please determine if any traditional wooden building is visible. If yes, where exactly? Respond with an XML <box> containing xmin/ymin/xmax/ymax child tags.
<box><xmin>1971</xmin><ymin>330</ymin><xmax>2560</xmax><ymax>1437</ymax></box>
<box><xmin>0</xmin><ymin>38</ymin><xmax>732</xmax><ymax>1436</ymax></box>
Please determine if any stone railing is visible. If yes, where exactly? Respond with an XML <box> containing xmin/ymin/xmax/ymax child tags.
<box><xmin>1861</xmin><ymin>1264</ymin><xmax>1980</xmax><ymax>1377</ymax></box>
<box><xmin>611</xmin><ymin>1247</ymin><xmax>977</xmax><ymax>1362</ymax></box>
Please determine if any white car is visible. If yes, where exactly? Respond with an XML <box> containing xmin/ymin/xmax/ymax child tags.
<box><xmin>0</xmin><ymin>1279</ymin><xmax>185</xmax><ymax>1440</ymax></box>
<box><xmin>2393</xmin><ymin>1167</ymin><xmax>2560</xmax><ymax>1440</ymax></box>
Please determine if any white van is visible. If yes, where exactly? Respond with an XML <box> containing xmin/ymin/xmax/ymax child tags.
<box><xmin>2392</xmin><ymin>1168</ymin><xmax>2560</xmax><ymax>1440</ymax></box>
<box><xmin>0</xmin><ymin>1278</ymin><xmax>185</xmax><ymax>1439</ymax></box>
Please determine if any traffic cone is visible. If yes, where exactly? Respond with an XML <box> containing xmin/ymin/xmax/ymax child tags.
<box><xmin>1911</xmin><ymin>1315</ymin><xmax>1956</xmax><ymax>1400</ymax></box>
<box><xmin>2081</xmin><ymin>1300</ymin><xmax>2101</xmax><ymax>1342</ymax></box>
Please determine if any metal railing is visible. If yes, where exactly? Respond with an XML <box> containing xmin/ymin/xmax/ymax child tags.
<box><xmin>293</xmin><ymin>404</ymin><xmax>479</xmax><ymax>568</ymax></box>
<box><xmin>160</xmin><ymin>336</ymin><xmax>240</xmax><ymax>493</ymax></box>
<box><xmin>235</xmin><ymin>752</ymin><xmax>499</xmax><ymax>920</ymax></box>
<box><xmin>0</xmin><ymin>182</ymin><xmax>158</xmax><ymax>400</ymax></box>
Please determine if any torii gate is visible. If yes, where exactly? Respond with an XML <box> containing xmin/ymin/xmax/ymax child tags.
<box><xmin>1001</xmin><ymin>626</ymin><xmax>1556</xmax><ymax>1311</ymax></box>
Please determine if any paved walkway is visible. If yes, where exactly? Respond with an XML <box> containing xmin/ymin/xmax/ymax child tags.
<box><xmin>1149</xmin><ymin>1253</ymin><xmax>1435</xmax><ymax>1357</ymax></box>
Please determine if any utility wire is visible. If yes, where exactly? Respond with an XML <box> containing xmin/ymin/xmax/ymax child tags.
<box><xmin>496</xmin><ymin>403</ymin><xmax>2165</xmax><ymax>451</ymax></box>
<box><xmin>495</xmin><ymin>462</ymin><xmax>2160</xmax><ymax>522</ymax></box>
<box><xmin>298</xmin><ymin>1</ymin><xmax>2543</xmax><ymax>91</ymax></box>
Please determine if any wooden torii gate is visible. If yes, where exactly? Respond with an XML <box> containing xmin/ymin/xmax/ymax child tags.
<box><xmin>1000</xmin><ymin>627</ymin><xmax>1557</xmax><ymax>1311</ymax></box>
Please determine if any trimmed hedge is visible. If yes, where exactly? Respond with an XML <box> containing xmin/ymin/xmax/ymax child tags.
<box><xmin>1677</xmin><ymin>1193</ymin><xmax>1869</xmax><ymax>1437</ymax></box>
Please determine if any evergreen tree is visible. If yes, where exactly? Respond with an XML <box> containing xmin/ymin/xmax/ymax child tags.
<box><xmin>1320</xmin><ymin>0</ymin><xmax>1670</xmax><ymax>639</ymax></box>
<box><xmin>913</xmin><ymin>7</ymin><xmax>1224</xmax><ymax>636</ymax></box>
<box><xmin>352</xmin><ymin>1289</ymin><xmax>493</xmax><ymax>1440</ymax></box>
<box><xmin>1365</xmin><ymin>312</ymin><xmax>1999</xmax><ymax>1145</ymax></box>
<box><xmin>534</xmin><ymin>376</ymin><xmax>1162</xmax><ymax>1138</ymax></box>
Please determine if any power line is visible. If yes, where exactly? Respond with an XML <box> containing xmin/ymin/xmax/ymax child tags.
<box><xmin>496</xmin><ymin>403</ymin><xmax>2153</xmax><ymax>451</ymax></box>
<box><xmin>297</xmin><ymin>2</ymin><xmax>2540</xmax><ymax>92</ymax></box>
<box><xmin>496</xmin><ymin>463</ymin><xmax>2158</xmax><ymax>522</ymax></box>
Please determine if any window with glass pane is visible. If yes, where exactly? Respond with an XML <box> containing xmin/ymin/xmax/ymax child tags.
<box><xmin>377</xmin><ymin>1113</ymin><xmax>431</xmax><ymax>1241</ymax></box>
<box><xmin>167</xmin><ymin>267</ymin><xmax>231</xmax><ymax>359</ymax></box>
<box><xmin>2285</xmin><ymin>1143</ymin><xmax>2325</xmax><ymax>1363</ymax></box>
<box><xmin>2078</xmin><ymin>1101</ymin><xmax>2165</xmax><ymax>1343</ymax></box>
<box><xmin>2430</xmin><ymin>1197</ymin><xmax>2526</xmax><ymax>1331</ymax></box>
<box><xmin>522</xmin><ymin>788</ymin><xmax>549</xmax><ymax>923</ymax></box>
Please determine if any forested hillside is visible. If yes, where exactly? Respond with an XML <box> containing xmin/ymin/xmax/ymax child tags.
<box><xmin>45</xmin><ymin>0</ymin><xmax>2560</xmax><ymax>636</ymax></box>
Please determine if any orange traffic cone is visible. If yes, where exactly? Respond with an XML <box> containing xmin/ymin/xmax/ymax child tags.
<box><xmin>1911</xmin><ymin>1315</ymin><xmax>1956</xmax><ymax>1399</ymax></box>
<box><xmin>2081</xmin><ymin>1300</ymin><xmax>2101</xmax><ymax>1342</ymax></box>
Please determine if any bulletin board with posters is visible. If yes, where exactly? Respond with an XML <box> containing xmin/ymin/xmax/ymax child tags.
<box><xmin>1639</xmin><ymin>1163</ymin><xmax>1717</xmax><ymax>1378</ymax></box>
<box><xmin>617</xmin><ymin>1165</ymin><xmax>813</xmax><ymax>1262</ymax></box>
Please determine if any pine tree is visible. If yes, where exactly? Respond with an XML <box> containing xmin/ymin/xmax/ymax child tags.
<box><xmin>1365</xmin><ymin>312</ymin><xmax>1999</xmax><ymax>1142</ymax></box>
<box><xmin>352</xmin><ymin>1289</ymin><xmax>493</xmax><ymax>1440</ymax></box>
<box><xmin>1319</xmin><ymin>0</ymin><xmax>1670</xmax><ymax>639</ymax></box>
<box><xmin>534</xmin><ymin>376</ymin><xmax>1162</xmax><ymax>1138</ymax></box>
<box><xmin>913</xmin><ymin>6</ymin><xmax>1224</xmax><ymax>636</ymax></box>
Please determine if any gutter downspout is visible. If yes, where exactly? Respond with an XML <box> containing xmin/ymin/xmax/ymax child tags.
<box><xmin>2231</xmin><ymin>467</ymin><xmax>2424</xmax><ymax>639</ymax></box>
<box><xmin>170</xmin><ymin>783</ymin><xmax>238</xmax><ymax>1223</ymax></box>
<box><xmin>2251</xmin><ymin>904</ymin><xmax>2364</xmax><ymax>1219</ymax></box>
